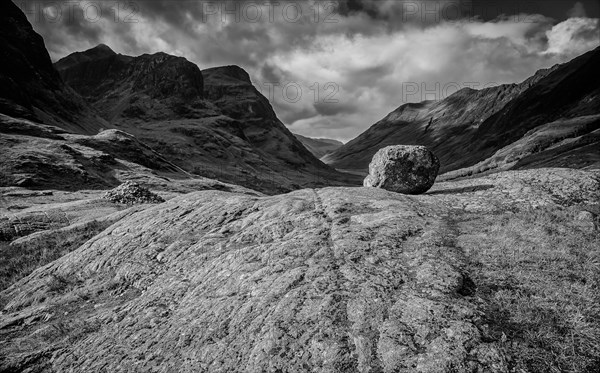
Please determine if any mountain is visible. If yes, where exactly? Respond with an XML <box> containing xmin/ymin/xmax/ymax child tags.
<box><xmin>294</xmin><ymin>134</ymin><xmax>344</xmax><ymax>159</ymax></box>
<box><xmin>55</xmin><ymin>47</ymin><xmax>361</xmax><ymax>193</ymax></box>
<box><xmin>0</xmin><ymin>1</ymin><xmax>232</xmax><ymax>194</ymax></box>
<box><xmin>0</xmin><ymin>1</ymin><xmax>106</xmax><ymax>134</ymax></box>
<box><xmin>1</xmin><ymin>0</ymin><xmax>359</xmax><ymax>195</ymax></box>
<box><xmin>54</xmin><ymin>45</ymin><xmax>206</xmax><ymax>122</ymax></box>
<box><xmin>324</xmin><ymin>47</ymin><xmax>600</xmax><ymax>177</ymax></box>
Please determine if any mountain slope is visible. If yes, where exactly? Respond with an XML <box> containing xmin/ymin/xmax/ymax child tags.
<box><xmin>0</xmin><ymin>113</ymin><xmax>255</xmax><ymax>194</ymax></box>
<box><xmin>441</xmin><ymin>114</ymin><xmax>600</xmax><ymax>180</ymax></box>
<box><xmin>55</xmin><ymin>48</ymin><xmax>361</xmax><ymax>193</ymax></box>
<box><xmin>294</xmin><ymin>134</ymin><xmax>344</xmax><ymax>158</ymax></box>
<box><xmin>0</xmin><ymin>0</ymin><xmax>106</xmax><ymax>134</ymax></box>
<box><xmin>324</xmin><ymin>47</ymin><xmax>600</xmax><ymax>176</ymax></box>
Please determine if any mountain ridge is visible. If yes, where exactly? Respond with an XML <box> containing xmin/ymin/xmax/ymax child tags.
<box><xmin>324</xmin><ymin>47</ymin><xmax>600</xmax><ymax>176</ymax></box>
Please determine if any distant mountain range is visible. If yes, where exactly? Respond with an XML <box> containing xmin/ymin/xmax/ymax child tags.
<box><xmin>324</xmin><ymin>47</ymin><xmax>600</xmax><ymax>178</ymax></box>
<box><xmin>293</xmin><ymin>134</ymin><xmax>344</xmax><ymax>159</ymax></box>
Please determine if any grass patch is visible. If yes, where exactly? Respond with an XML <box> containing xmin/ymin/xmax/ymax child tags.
<box><xmin>0</xmin><ymin>220</ymin><xmax>113</xmax><ymax>292</ymax></box>
<box><xmin>458</xmin><ymin>206</ymin><xmax>600</xmax><ymax>373</ymax></box>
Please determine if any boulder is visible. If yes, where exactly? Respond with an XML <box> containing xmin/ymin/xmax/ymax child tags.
<box><xmin>364</xmin><ymin>145</ymin><xmax>440</xmax><ymax>194</ymax></box>
<box><xmin>103</xmin><ymin>181</ymin><xmax>164</xmax><ymax>204</ymax></box>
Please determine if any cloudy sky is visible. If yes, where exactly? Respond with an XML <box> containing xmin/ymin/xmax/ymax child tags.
<box><xmin>21</xmin><ymin>0</ymin><xmax>600</xmax><ymax>142</ymax></box>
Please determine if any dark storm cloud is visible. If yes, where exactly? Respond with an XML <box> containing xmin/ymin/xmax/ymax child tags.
<box><xmin>349</xmin><ymin>64</ymin><xmax>396</xmax><ymax>89</ymax></box>
<box><xmin>336</xmin><ymin>0</ymin><xmax>380</xmax><ymax>18</ymax></box>
<box><xmin>260</xmin><ymin>63</ymin><xmax>285</xmax><ymax>84</ymax></box>
<box><xmin>19</xmin><ymin>0</ymin><xmax>600</xmax><ymax>141</ymax></box>
<box><xmin>314</xmin><ymin>101</ymin><xmax>358</xmax><ymax>116</ymax></box>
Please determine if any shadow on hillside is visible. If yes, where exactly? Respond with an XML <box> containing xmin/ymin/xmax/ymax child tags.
<box><xmin>427</xmin><ymin>184</ymin><xmax>494</xmax><ymax>195</ymax></box>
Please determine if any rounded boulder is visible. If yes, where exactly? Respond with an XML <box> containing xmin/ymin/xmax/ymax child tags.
<box><xmin>364</xmin><ymin>145</ymin><xmax>440</xmax><ymax>194</ymax></box>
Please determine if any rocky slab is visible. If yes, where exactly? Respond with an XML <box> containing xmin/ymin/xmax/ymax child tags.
<box><xmin>2</xmin><ymin>168</ymin><xmax>599</xmax><ymax>372</ymax></box>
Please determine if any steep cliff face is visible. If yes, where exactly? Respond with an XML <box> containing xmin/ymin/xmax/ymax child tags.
<box><xmin>324</xmin><ymin>47</ymin><xmax>600</xmax><ymax>176</ymax></box>
<box><xmin>202</xmin><ymin>65</ymin><xmax>277</xmax><ymax>121</ymax></box>
<box><xmin>0</xmin><ymin>1</ymin><xmax>106</xmax><ymax>134</ymax></box>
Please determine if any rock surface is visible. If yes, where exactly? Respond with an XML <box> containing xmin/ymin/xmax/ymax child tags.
<box><xmin>364</xmin><ymin>146</ymin><xmax>440</xmax><ymax>194</ymax></box>
<box><xmin>103</xmin><ymin>182</ymin><xmax>165</xmax><ymax>205</ymax></box>
<box><xmin>0</xmin><ymin>189</ymin><xmax>505</xmax><ymax>373</ymax></box>
<box><xmin>2</xmin><ymin>168</ymin><xmax>598</xmax><ymax>372</ymax></box>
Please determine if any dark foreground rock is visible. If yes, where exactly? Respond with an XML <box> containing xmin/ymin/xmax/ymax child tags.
<box><xmin>1</xmin><ymin>168</ymin><xmax>599</xmax><ymax>372</ymax></box>
<box><xmin>364</xmin><ymin>145</ymin><xmax>440</xmax><ymax>194</ymax></box>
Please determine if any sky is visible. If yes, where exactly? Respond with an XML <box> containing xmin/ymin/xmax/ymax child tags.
<box><xmin>20</xmin><ymin>0</ymin><xmax>600</xmax><ymax>142</ymax></box>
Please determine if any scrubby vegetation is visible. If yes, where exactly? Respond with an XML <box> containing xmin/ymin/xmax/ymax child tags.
<box><xmin>457</xmin><ymin>205</ymin><xmax>600</xmax><ymax>373</ymax></box>
<box><xmin>0</xmin><ymin>220</ymin><xmax>113</xmax><ymax>291</ymax></box>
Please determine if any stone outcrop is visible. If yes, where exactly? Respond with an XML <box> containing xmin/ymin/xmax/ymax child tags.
<box><xmin>364</xmin><ymin>145</ymin><xmax>440</xmax><ymax>194</ymax></box>
<box><xmin>103</xmin><ymin>181</ymin><xmax>165</xmax><ymax>204</ymax></box>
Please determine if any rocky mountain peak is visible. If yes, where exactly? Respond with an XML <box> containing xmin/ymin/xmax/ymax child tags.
<box><xmin>203</xmin><ymin>65</ymin><xmax>252</xmax><ymax>84</ymax></box>
<box><xmin>85</xmin><ymin>43</ymin><xmax>116</xmax><ymax>58</ymax></box>
<box><xmin>93</xmin><ymin>43</ymin><xmax>114</xmax><ymax>52</ymax></box>
<box><xmin>54</xmin><ymin>46</ymin><xmax>205</xmax><ymax>121</ymax></box>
